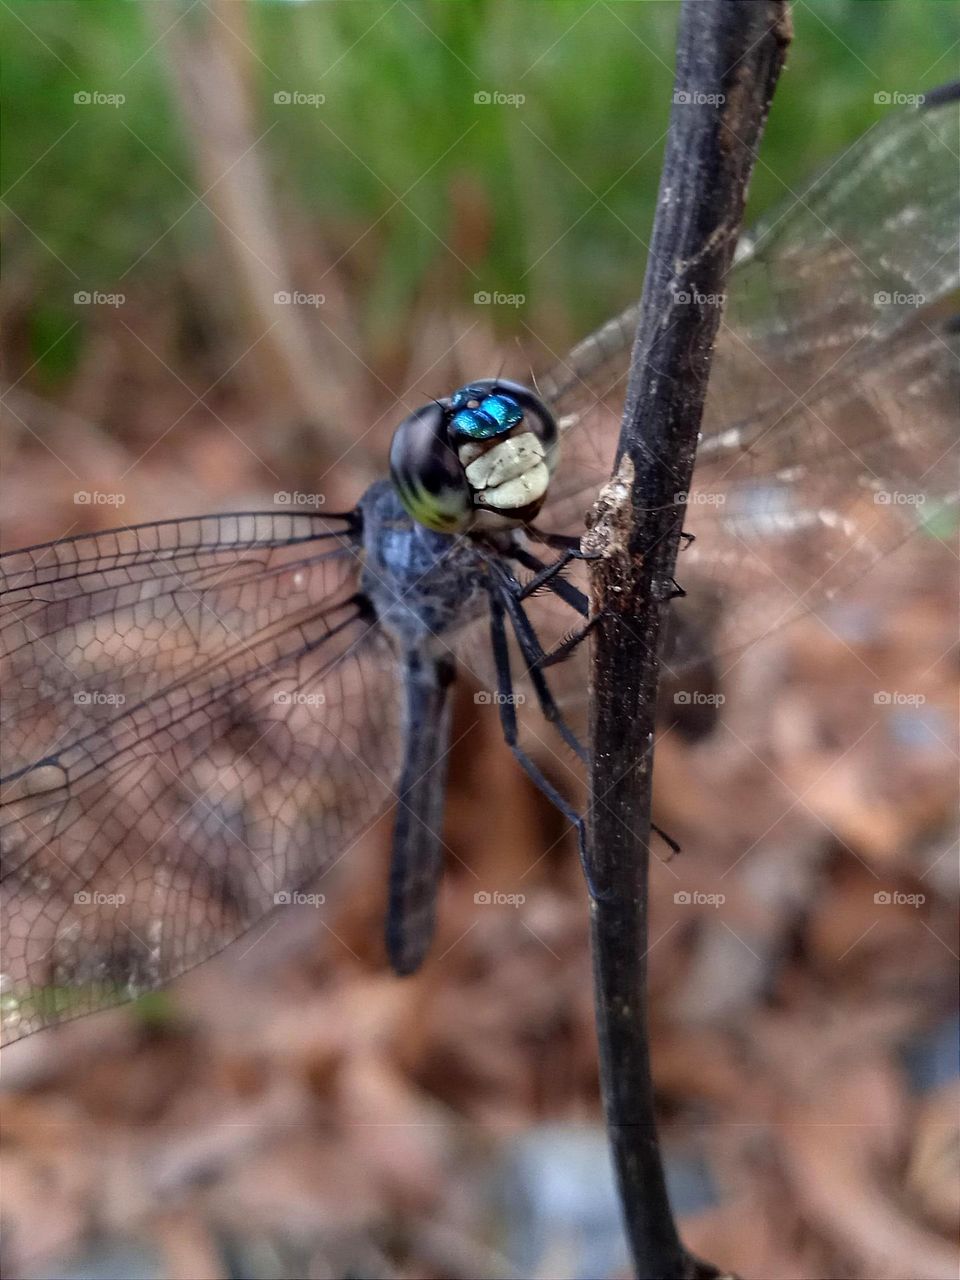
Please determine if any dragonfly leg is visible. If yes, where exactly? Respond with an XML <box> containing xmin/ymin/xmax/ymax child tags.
<box><xmin>509</xmin><ymin>544</ymin><xmax>589</xmax><ymax>617</ymax></box>
<box><xmin>491</xmin><ymin>550</ymin><xmax>595</xmax><ymax>681</ymax></box>
<box><xmin>490</xmin><ymin>546</ymin><xmax>600</xmax><ymax>671</ymax></box>
<box><xmin>491</xmin><ymin>578</ymin><xmax>587</xmax><ymax>763</ymax></box>
<box><xmin>524</xmin><ymin>527</ymin><xmax>600</xmax><ymax>560</ymax></box>
<box><xmin>487</xmin><ymin>592</ymin><xmax>608</xmax><ymax>901</ymax></box>
<box><xmin>514</xmin><ymin>548</ymin><xmax>579</xmax><ymax>601</ymax></box>
<box><xmin>536</xmin><ymin>613</ymin><xmax>603</xmax><ymax>669</ymax></box>
<box><xmin>488</xmin><ymin>557</ymin><xmax>680</xmax><ymax>860</ymax></box>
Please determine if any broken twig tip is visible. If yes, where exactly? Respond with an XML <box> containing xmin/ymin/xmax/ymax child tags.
<box><xmin>582</xmin><ymin>455</ymin><xmax>635</xmax><ymax>558</ymax></box>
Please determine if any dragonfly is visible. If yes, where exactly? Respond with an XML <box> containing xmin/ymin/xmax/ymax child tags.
<box><xmin>1</xmin><ymin>85</ymin><xmax>957</xmax><ymax>1043</ymax></box>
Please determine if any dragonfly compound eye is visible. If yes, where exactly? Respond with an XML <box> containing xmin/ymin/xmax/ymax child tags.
<box><xmin>390</xmin><ymin>401</ymin><xmax>475</xmax><ymax>533</ymax></box>
<box><xmin>446</xmin><ymin>379</ymin><xmax>559</xmax><ymax>527</ymax></box>
<box><xmin>390</xmin><ymin>381</ymin><xmax>560</xmax><ymax>533</ymax></box>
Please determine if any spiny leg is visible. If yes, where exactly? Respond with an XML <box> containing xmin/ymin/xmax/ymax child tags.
<box><xmin>489</xmin><ymin>551</ymin><xmax>595</xmax><ymax>683</ymax></box>
<box><xmin>491</xmin><ymin>575</ymin><xmax>588</xmax><ymax>763</ymax></box>
<box><xmin>487</xmin><ymin>591</ymin><xmax>606</xmax><ymax>900</ymax></box>
<box><xmin>491</xmin><ymin>556</ymin><xmax>682</xmax><ymax>860</ymax></box>
<box><xmin>509</xmin><ymin>544</ymin><xmax>589</xmax><ymax>616</ymax></box>
<box><xmin>496</xmin><ymin>547</ymin><xmax>597</xmax><ymax>668</ymax></box>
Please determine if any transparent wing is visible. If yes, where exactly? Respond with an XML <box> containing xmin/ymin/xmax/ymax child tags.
<box><xmin>0</xmin><ymin>513</ymin><xmax>404</xmax><ymax>1042</ymax></box>
<box><xmin>522</xmin><ymin>85</ymin><xmax>959</xmax><ymax>684</ymax></box>
<box><xmin>538</xmin><ymin>83</ymin><xmax>959</xmax><ymax>439</ymax></box>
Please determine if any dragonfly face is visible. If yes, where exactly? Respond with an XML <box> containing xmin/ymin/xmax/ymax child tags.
<box><xmin>1</xmin><ymin>85</ymin><xmax>958</xmax><ymax>1042</ymax></box>
<box><xmin>389</xmin><ymin>378</ymin><xmax>560</xmax><ymax>533</ymax></box>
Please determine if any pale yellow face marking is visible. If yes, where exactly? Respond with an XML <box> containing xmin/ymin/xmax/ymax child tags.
<box><xmin>455</xmin><ymin>429</ymin><xmax>555</xmax><ymax>515</ymax></box>
<box><xmin>477</xmin><ymin>461</ymin><xmax>550</xmax><ymax>509</ymax></box>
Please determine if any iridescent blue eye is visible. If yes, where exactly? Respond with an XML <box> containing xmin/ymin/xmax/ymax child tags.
<box><xmin>449</xmin><ymin>387</ymin><xmax>524</xmax><ymax>441</ymax></box>
<box><xmin>449</xmin><ymin>379</ymin><xmax>558</xmax><ymax>455</ymax></box>
<box><xmin>389</xmin><ymin>379</ymin><xmax>561</xmax><ymax>533</ymax></box>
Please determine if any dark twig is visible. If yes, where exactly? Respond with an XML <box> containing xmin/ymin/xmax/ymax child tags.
<box><xmin>585</xmin><ymin>2</ymin><xmax>790</xmax><ymax>1277</ymax></box>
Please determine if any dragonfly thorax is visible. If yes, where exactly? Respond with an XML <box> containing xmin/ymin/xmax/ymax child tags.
<box><xmin>389</xmin><ymin>379</ymin><xmax>559</xmax><ymax>534</ymax></box>
<box><xmin>358</xmin><ymin>480</ymin><xmax>489</xmax><ymax>650</ymax></box>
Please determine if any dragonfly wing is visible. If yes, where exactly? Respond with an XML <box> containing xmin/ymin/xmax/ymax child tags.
<box><xmin>704</xmin><ymin>80</ymin><xmax>959</xmax><ymax>434</ymax></box>
<box><xmin>0</xmin><ymin>513</ymin><xmax>404</xmax><ymax>1042</ymax></box>
<box><xmin>537</xmin><ymin>83</ymin><xmax>959</xmax><ymax>444</ymax></box>
<box><xmin>666</xmin><ymin>312</ymin><xmax>959</xmax><ymax>676</ymax></box>
<box><xmin>526</xmin><ymin>87</ymin><xmax>959</xmax><ymax>680</ymax></box>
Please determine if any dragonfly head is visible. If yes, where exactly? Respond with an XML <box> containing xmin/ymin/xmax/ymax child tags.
<box><xmin>389</xmin><ymin>379</ymin><xmax>559</xmax><ymax>534</ymax></box>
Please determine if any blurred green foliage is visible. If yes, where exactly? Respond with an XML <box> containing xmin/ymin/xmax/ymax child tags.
<box><xmin>1</xmin><ymin>0</ymin><xmax>955</xmax><ymax>381</ymax></box>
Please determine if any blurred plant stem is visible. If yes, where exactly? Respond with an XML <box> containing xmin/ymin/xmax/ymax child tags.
<box><xmin>585</xmin><ymin>2</ymin><xmax>791</xmax><ymax>1277</ymax></box>
<box><xmin>145</xmin><ymin>0</ymin><xmax>365</xmax><ymax>460</ymax></box>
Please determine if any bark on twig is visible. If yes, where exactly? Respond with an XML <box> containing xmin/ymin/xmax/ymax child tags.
<box><xmin>586</xmin><ymin>3</ymin><xmax>791</xmax><ymax>1277</ymax></box>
